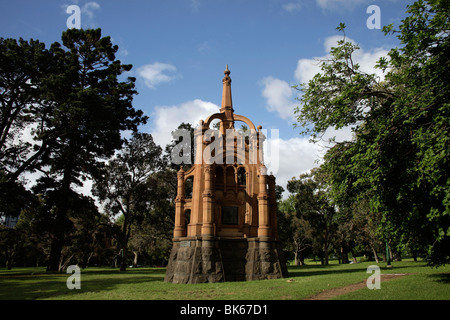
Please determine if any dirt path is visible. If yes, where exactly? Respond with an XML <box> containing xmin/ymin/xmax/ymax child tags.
<box><xmin>304</xmin><ymin>274</ymin><xmax>408</xmax><ymax>300</ymax></box>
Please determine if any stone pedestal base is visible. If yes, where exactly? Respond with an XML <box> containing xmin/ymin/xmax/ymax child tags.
<box><xmin>164</xmin><ymin>237</ymin><xmax>288</xmax><ymax>284</ymax></box>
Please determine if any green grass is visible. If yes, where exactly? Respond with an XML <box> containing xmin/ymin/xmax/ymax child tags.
<box><xmin>0</xmin><ymin>259</ymin><xmax>448</xmax><ymax>300</ymax></box>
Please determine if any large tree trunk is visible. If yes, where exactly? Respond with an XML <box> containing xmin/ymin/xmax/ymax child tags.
<box><xmin>340</xmin><ymin>245</ymin><xmax>349</xmax><ymax>264</ymax></box>
<box><xmin>47</xmin><ymin>165</ymin><xmax>73</xmax><ymax>272</ymax></box>
<box><xmin>350</xmin><ymin>248</ymin><xmax>357</xmax><ymax>263</ymax></box>
<box><xmin>371</xmin><ymin>246</ymin><xmax>379</xmax><ymax>263</ymax></box>
<box><xmin>133</xmin><ymin>251</ymin><xmax>139</xmax><ymax>268</ymax></box>
<box><xmin>119</xmin><ymin>254</ymin><xmax>127</xmax><ymax>271</ymax></box>
<box><xmin>47</xmin><ymin>236</ymin><xmax>64</xmax><ymax>271</ymax></box>
<box><xmin>119</xmin><ymin>219</ymin><xmax>131</xmax><ymax>272</ymax></box>
<box><xmin>6</xmin><ymin>247</ymin><xmax>14</xmax><ymax>270</ymax></box>
<box><xmin>60</xmin><ymin>253</ymin><xmax>75</xmax><ymax>271</ymax></box>
<box><xmin>86</xmin><ymin>251</ymin><xmax>94</xmax><ymax>267</ymax></box>
<box><xmin>324</xmin><ymin>243</ymin><xmax>330</xmax><ymax>265</ymax></box>
<box><xmin>294</xmin><ymin>250</ymin><xmax>305</xmax><ymax>266</ymax></box>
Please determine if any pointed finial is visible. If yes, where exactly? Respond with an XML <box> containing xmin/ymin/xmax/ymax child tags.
<box><xmin>221</xmin><ymin>64</ymin><xmax>233</xmax><ymax>112</ymax></box>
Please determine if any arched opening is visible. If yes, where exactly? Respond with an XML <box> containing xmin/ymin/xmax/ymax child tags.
<box><xmin>185</xmin><ymin>176</ymin><xmax>194</xmax><ymax>199</ymax></box>
<box><xmin>238</xmin><ymin>167</ymin><xmax>246</xmax><ymax>186</ymax></box>
<box><xmin>226</xmin><ymin>166</ymin><xmax>235</xmax><ymax>188</ymax></box>
<box><xmin>184</xmin><ymin>209</ymin><xmax>191</xmax><ymax>230</ymax></box>
<box><xmin>215</xmin><ymin>166</ymin><xmax>224</xmax><ymax>186</ymax></box>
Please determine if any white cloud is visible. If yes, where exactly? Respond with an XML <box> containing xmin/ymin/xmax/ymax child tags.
<box><xmin>323</xmin><ymin>35</ymin><xmax>355</xmax><ymax>52</ymax></box>
<box><xmin>149</xmin><ymin>99</ymin><xmax>220</xmax><ymax>148</ymax></box>
<box><xmin>353</xmin><ymin>47</ymin><xmax>389</xmax><ymax>80</ymax></box>
<box><xmin>81</xmin><ymin>2</ymin><xmax>100</xmax><ymax>18</ymax></box>
<box><xmin>295</xmin><ymin>35</ymin><xmax>389</xmax><ymax>84</ymax></box>
<box><xmin>190</xmin><ymin>0</ymin><xmax>201</xmax><ymax>11</ymax></box>
<box><xmin>260</xmin><ymin>77</ymin><xmax>296</xmax><ymax>120</ymax></box>
<box><xmin>293</xmin><ymin>35</ymin><xmax>385</xmax><ymax>145</ymax></box>
<box><xmin>294</xmin><ymin>58</ymin><xmax>322</xmax><ymax>86</ymax></box>
<box><xmin>118</xmin><ymin>48</ymin><xmax>129</xmax><ymax>57</ymax></box>
<box><xmin>293</xmin><ymin>35</ymin><xmax>349</xmax><ymax>84</ymax></box>
<box><xmin>316</xmin><ymin>0</ymin><xmax>367</xmax><ymax>10</ymax></box>
<box><xmin>262</xmin><ymin>36</ymin><xmax>387</xmax><ymax>122</ymax></box>
<box><xmin>265</xmin><ymin>137</ymin><xmax>323</xmax><ymax>195</ymax></box>
<box><xmin>282</xmin><ymin>1</ymin><xmax>302</xmax><ymax>13</ymax></box>
<box><xmin>257</xmin><ymin>34</ymin><xmax>386</xmax><ymax>195</ymax></box>
<box><xmin>197</xmin><ymin>41</ymin><xmax>210</xmax><ymax>54</ymax></box>
<box><xmin>137</xmin><ymin>62</ymin><xmax>180</xmax><ymax>89</ymax></box>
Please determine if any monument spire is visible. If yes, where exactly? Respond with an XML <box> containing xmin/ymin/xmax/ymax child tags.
<box><xmin>221</xmin><ymin>64</ymin><xmax>233</xmax><ymax>112</ymax></box>
<box><xmin>165</xmin><ymin>66</ymin><xmax>288</xmax><ymax>284</ymax></box>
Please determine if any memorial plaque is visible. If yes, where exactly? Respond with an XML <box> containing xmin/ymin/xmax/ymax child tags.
<box><xmin>180</xmin><ymin>241</ymin><xmax>191</xmax><ymax>247</ymax></box>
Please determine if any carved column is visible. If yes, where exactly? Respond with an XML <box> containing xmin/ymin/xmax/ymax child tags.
<box><xmin>267</xmin><ymin>174</ymin><xmax>279</xmax><ymax>240</ymax></box>
<box><xmin>174</xmin><ymin>167</ymin><xmax>186</xmax><ymax>238</ymax></box>
<box><xmin>256</xmin><ymin>126</ymin><xmax>266</xmax><ymax>165</ymax></box>
<box><xmin>194</xmin><ymin>121</ymin><xmax>204</xmax><ymax>165</ymax></box>
<box><xmin>201</xmin><ymin>164</ymin><xmax>214</xmax><ymax>237</ymax></box>
<box><xmin>257</xmin><ymin>165</ymin><xmax>271</xmax><ymax>240</ymax></box>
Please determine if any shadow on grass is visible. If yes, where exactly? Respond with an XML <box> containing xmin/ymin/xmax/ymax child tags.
<box><xmin>81</xmin><ymin>267</ymin><xmax>167</xmax><ymax>276</ymax></box>
<box><xmin>0</xmin><ymin>267</ymin><xmax>166</xmax><ymax>300</ymax></box>
<box><xmin>429</xmin><ymin>272</ymin><xmax>450</xmax><ymax>284</ymax></box>
<box><xmin>286</xmin><ymin>263</ymin><xmax>422</xmax><ymax>278</ymax></box>
<box><xmin>287</xmin><ymin>264</ymin><xmax>364</xmax><ymax>278</ymax></box>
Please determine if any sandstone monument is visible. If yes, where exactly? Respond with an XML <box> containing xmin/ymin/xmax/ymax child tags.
<box><xmin>164</xmin><ymin>66</ymin><xmax>288</xmax><ymax>283</ymax></box>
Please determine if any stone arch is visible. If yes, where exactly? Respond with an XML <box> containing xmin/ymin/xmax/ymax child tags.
<box><xmin>203</xmin><ymin>113</ymin><xmax>226</xmax><ymax>129</ymax></box>
<box><xmin>233</xmin><ymin>114</ymin><xmax>257</xmax><ymax>132</ymax></box>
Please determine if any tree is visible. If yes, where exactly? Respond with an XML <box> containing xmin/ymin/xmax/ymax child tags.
<box><xmin>93</xmin><ymin>133</ymin><xmax>163</xmax><ymax>271</ymax></box>
<box><xmin>37</xmin><ymin>28</ymin><xmax>147</xmax><ymax>271</ymax></box>
<box><xmin>0</xmin><ymin>38</ymin><xmax>55</xmax><ymax>227</ymax></box>
<box><xmin>164</xmin><ymin>122</ymin><xmax>195</xmax><ymax>171</ymax></box>
<box><xmin>287</xmin><ymin>169</ymin><xmax>337</xmax><ymax>265</ymax></box>
<box><xmin>0</xmin><ymin>37</ymin><xmax>54</xmax><ymax>184</ymax></box>
<box><xmin>125</xmin><ymin>166</ymin><xmax>177</xmax><ymax>267</ymax></box>
<box><xmin>1</xmin><ymin>29</ymin><xmax>147</xmax><ymax>271</ymax></box>
<box><xmin>0</xmin><ymin>226</ymin><xmax>20</xmax><ymax>269</ymax></box>
<box><xmin>295</xmin><ymin>0</ymin><xmax>449</xmax><ymax>266</ymax></box>
<box><xmin>278</xmin><ymin>196</ymin><xmax>313</xmax><ymax>266</ymax></box>
<box><xmin>63</xmin><ymin>198</ymin><xmax>114</xmax><ymax>269</ymax></box>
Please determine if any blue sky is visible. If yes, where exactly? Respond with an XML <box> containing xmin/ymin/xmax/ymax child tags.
<box><xmin>0</xmin><ymin>0</ymin><xmax>411</xmax><ymax>191</ymax></box>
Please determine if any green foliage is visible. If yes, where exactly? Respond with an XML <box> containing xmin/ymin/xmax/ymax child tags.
<box><xmin>0</xmin><ymin>37</ymin><xmax>54</xmax><ymax>182</ymax></box>
<box><xmin>287</xmin><ymin>169</ymin><xmax>336</xmax><ymax>264</ymax></box>
<box><xmin>92</xmin><ymin>133</ymin><xmax>166</xmax><ymax>271</ymax></box>
<box><xmin>294</xmin><ymin>0</ymin><xmax>450</xmax><ymax>265</ymax></box>
<box><xmin>0</xmin><ymin>29</ymin><xmax>148</xmax><ymax>271</ymax></box>
<box><xmin>164</xmin><ymin>122</ymin><xmax>195</xmax><ymax>171</ymax></box>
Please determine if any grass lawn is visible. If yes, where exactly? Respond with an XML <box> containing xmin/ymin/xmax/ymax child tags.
<box><xmin>0</xmin><ymin>259</ymin><xmax>448</xmax><ymax>300</ymax></box>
